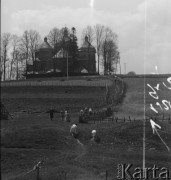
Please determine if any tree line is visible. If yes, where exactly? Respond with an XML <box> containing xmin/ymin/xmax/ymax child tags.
<box><xmin>1</xmin><ymin>24</ymin><xmax>120</xmax><ymax>81</ymax></box>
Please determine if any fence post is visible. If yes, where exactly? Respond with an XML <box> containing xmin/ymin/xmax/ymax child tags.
<box><xmin>36</xmin><ymin>166</ymin><xmax>40</xmax><ymax>180</ymax></box>
<box><xmin>34</xmin><ymin>160</ymin><xmax>44</xmax><ymax>180</ymax></box>
<box><xmin>163</xmin><ymin>114</ymin><xmax>164</xmax><ymax>122</ymax></box>
<box><xmin>64</xmin><ymin>171</ymin><xmax>67</xmax><ymax>180</ymax></box>
<box><xmin>106</xmin><ymin>170</ymin><xmax>108</xmax><ymax>180</ymax></box>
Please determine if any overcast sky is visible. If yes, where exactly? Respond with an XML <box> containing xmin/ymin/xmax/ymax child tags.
<box><xmin>1</xmin><ymin>0</ymin><xmax>171</xmax><ymax>74</ymax></box>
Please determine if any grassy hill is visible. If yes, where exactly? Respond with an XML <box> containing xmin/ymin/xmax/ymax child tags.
<box><xmin>1</xmin><ymin>86</ymin><xmax>107</xmax><ymax>113</ymax></box>
<box><xmin>116</xmin><ymin>77</ymin><xmax>171</xmax><ymax>119</ymax></box>
<box><xmin>1</xmin><ymin>116</ymin><xmax>171</xmax><ymax>180</ymax></box>
<box><xmin>1</xmin><ymin>76</ymin><xmax>171</xmax><ymax>180</ymax></box>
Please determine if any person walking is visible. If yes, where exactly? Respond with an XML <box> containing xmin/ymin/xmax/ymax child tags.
<box><xmin>46</xmin><ymin>108</ymin><xmax>59</xmax><ymax>121</ymax></box>
<box><xmin>70</xmin><ymin>124</ymin><xmax>79</xmax><ymax>139</ymax></box>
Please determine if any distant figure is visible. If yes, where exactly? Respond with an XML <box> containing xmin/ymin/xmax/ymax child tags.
<box><xmin>89</xmin><ymin>107</ymin><xmax>93</xmax><ymax>116</ymax></box>
<box><xmin>61</xmin><ymin>110</ymin><xmax>65</xmax><ymax>121</ymax></box>
<box><xmin>84</xmin><ymin>107</ymin><xmax>89</xmax><ymax>115</ymax></box>
<box><xmin>80</xmin><ymin>109</ymin><xmax>83</xmax><ymax>115</ymax></box>
<box><xmin>46</xmin><ymin>109</ymin><xmax>55</xmax><ymax>121</ymax></box>
<box><xmin>64</xmin><ymin>110</ymin><xmax>70</xmax><ymax>122</ymax></box>
<box><xmin>79</xmin><ymin>109</ymin><xmax>88</xmax><ymax>123</ymax></box>
<box><xmin>46</xmin><ymin>108</ymin><xmax>59</xmax><ymax>121</ymax></box>
<box><xmin>90</xmin><ymin>130</ymin><xmax>100</xmax><ymax>143</ymax></box>
<box><xmin>70</xmin><ymin>124</ymin><xmax>79</xmax><ymax>139</ymax></box>
<box><xmin>67</xmin><ymin>112</ymin><xmax>71</xmax><ymax>122</ymax></box>
<box><xmin>50</xmin><ymin>110</ymin><xmax>54</xmax><ymax>121</ymax></box>
<box><xmin>106</xmin><ymin>107</ymin><xmax>112</xmax><ymax>117</ymax></box>
<box><xmin>64</xmin><ymin>111</ymin><xmax>68</xmax><ymax>122</ymax></box>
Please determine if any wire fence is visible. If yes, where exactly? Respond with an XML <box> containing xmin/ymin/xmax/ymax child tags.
<box><xmin>90</xmin><ymin>115</ymin><xmax>171</xmax><ymax>124</ymax></box>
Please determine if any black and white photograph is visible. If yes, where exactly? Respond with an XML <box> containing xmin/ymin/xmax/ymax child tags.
<box><xmin>1</xmin><ymin>0</ymin><xmax>171</xmax><ymax>179</ymax></box>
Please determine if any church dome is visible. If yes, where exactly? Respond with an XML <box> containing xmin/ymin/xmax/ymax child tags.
<box><xmin>79</xmin><ymin>36</ymin><xmax>96</xmax><ymax>52</ymax></box>
<box><xmin>38</xmin><ymin>37</ymin><xmax>53</xmax><ymax>50</ymax></box>
<box><xmin>36</xmin><ymin>37</ymin><xmax>54</xmax><ymax>61</ymax></box>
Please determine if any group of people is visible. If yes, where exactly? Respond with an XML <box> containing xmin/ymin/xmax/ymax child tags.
<box><xmin>70</xmin><ymin>123</ymin><xmax>100</xmax><ymax>143</ymax></box>
<box><xmin>79</xmin><ymin>107</ymin><xmax>93</xmax><ymax>123</ymax></box>
<box><xmin>47</xmin><ymin>106</ymin><xmax>113</xmax><ymax>124</ymax></box>
<box><xmin>47</xmin><ymin>108</ymin><xmax>102</xmax><ymax>144</ymax></box>
<box><xmin>79</xmin><ymin>106</ymin><xmax>113</xmax><ymax>123</ymax></box>
<box><xmin>47</xmin><ymin>108</ymin><xmax>70</xmax><ymax>122</ymax></box>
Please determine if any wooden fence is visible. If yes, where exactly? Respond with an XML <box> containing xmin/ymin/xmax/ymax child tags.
<box><xmin>1</xmin><ymin>79</ymin><xmax>113</xmax><ymax>87</ymax></box>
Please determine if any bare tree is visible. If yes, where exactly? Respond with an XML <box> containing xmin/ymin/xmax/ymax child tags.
<box><xmin>47</xmin><ymin>27</ymin><xmax>61</xmax><ymax>72</ymax></box>
<box><xmin>9</xmin><ymin>35</ymin><xmax>20</xmax><ymax>79</ymax></box>
<box><xmin>20</xmin><ymin>30</ymin><xmax>30</xmax><ymax>76</ymax></box>
<box><xmin>1</xmin><ymin>33</ymin><xmax>11</xmax><ymax>81</ymax></box>
<box><xmin>0</xmin><ymin>56</ymin><xmax>3</xmax><ymax>81</ymax></box>
<box><xmin>101</xmin><ymin>27</ymin><xmax>118</xmax><ymax>75</ymax></box>
<box><xmin>47</xmin><ymin>27</ymin><xmax>60</xmax><ymax>49</ymax></box>
<box><xmin>94</xmin><ymin>24</ymin><xmax>104</xmax><ymax>74</ymax></box>
<box><xmin>15</xmin><ymin>50</ymin><xmax>24</xmax><ymax>80</ymax></box>
<box><xmin>82</xmin><ymin>25</ymin><xmax>94</xmax><ymax>44</ymax></box>
<box><xmin>106</xmin><ymin>40</ymin><xmax>118</xmax><ymax>74</ymax></box>
<box><xmin>28</xmin><ymin>30</ymin><xmax>41</xmax><ymax>74</ymax></box>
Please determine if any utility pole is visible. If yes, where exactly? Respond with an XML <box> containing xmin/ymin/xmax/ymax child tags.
<box><xmin>117</xmin><ymin>52</ymin><xmax>121</xmax><ymax>75</ymax></box>
<box><xmin>67</xmin><ymin>51</ymin><xmax>68</xmax><ymax>80</ymax></box>
<box><xmin>63</xmin><ymin>27</ymin><xmax>70</xmax><ymax>80</ymax></box>
<box><xmin>124</xmin><ymin>63</ymin><xmax>126</xmax><ymax>74</ymax></box>
<box><xmin>4</xmin><ymin>52</ymin><xmax>6</xmax><ymax>81</ymax></box>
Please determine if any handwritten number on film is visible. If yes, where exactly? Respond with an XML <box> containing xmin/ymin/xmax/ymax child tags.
<box><xmin>147</xmin><ymin>77</ymin><xmax>171</xmax><ymax>114</ymax></box>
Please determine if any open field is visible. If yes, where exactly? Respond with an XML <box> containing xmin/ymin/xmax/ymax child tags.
<box><xmin>1</xmin><ymin>76</ymin><xmax>171</xmax><ymax>180</ymax></box>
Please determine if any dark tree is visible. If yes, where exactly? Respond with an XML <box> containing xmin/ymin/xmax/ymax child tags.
<box><xmin>1</xmin><ymin>33</ymin><xmax>11</xmax><ymax>81</ymax></box>
<box><xmin>28</xmin><ymin>30</ymin><xmax>41</xmax><ymax>74</ymax></box>
<box><xmin>69</xmin><ymin>27</ymin><xmax>79</xmax><ymax>72</ymax></box>
<box><xmin>55</xmin><ymin>27</ymin><xmax>79</xmax><ymax>72</ymax></box>
<box><xmin>10</xmin><ymin>35</ymin><xmax>20</xmax><ymax>79</ymax></box>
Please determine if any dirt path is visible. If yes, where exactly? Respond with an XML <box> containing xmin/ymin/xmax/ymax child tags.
<box><xmin>115</xmin><ymin>78</ymin><xmax>146</xmax><ymax>119</ymax></box>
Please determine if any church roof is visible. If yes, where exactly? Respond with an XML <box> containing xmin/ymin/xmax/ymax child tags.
<box><xmin>38</xmin><ymin>37</ymin><xmax>53</xmax><ymax>50</ymax></box>
<box><xmin>79</xmin><ymin>36</ymin><xmax>96</xmax><ymax>52</ymax></box>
